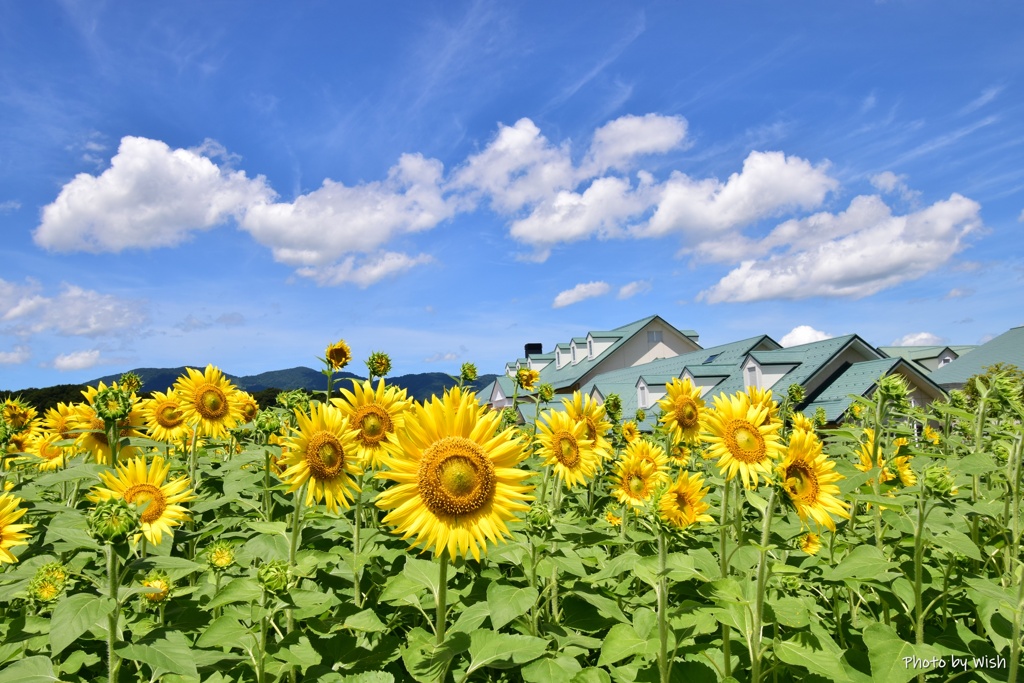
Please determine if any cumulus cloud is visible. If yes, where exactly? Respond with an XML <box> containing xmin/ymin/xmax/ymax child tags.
<box><xmin>0</xmin><ymin>278</ymin><xmax>146</xmax><ymax>337</ymax></box>
<box><xmin>552</xmin><ymin>281</ymin><xmax>610</xmax><ymax>308</ymax></box>
<box><xmin>892</xmin><ymin>332</ymin><xmax>945</xmax><ymax>346</ymax></box>
<box><xmin>699</xmin><ymin>193</ymin><xmax>981</xmax><ymax>303</ymax></box>
<box><xmin>583</xmin><ymin>114</ymin><xmax>688</xmax><ymax>174</ymax></box>
<box><xmin>0</xmin><ymin>345</ymin><xmax>30</xmax><ymax>364</ymax></box>
<box><xmin>241</xmin><ymin>154</ymin><xmax>454</xmax><ymax>268</ymax></box>
<box><xmin>34</xmin><ymin>136</ymin><xmax>274</xmax><ymax>253</ymax></box>
<box><xmin>870</xmin><ymin>171</ymin><xmax>919</xmax><ymax>202</ymax></box>
<box><xmin>780</xmin><ymin>325</ymin><xmax>833</xmax><ymax>347</ymax></box>
<box><xmin>296</xmin><ymin>252</ymin><xmax>434</xmax><ymax>287</ymax></box>
<box><xmin>618</xmin><ymin>280</ymin><xmax>651</xmax><ymax>299</ymax></box>
<box><xmin>53</xmin><ymin>349</ymin><xmax>102</xmax><ymax>371</ymax></box>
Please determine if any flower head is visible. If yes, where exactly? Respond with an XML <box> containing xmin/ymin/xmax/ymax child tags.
<box><xmin>703</xmin><ymin>391</ymin><xmax>784</xmax><ymax>489</ymax></box>
<box><xmin>516</xmin><ymin>368</ymin><xmax>540</xmax><ymax>391</ymax></box>
<box><xmin>279</xmin><ymin>402</ymin><xmax>363</xmax><ymax>513</ymax></box>
<box><xmin>536</xmin><ymin>409</ymin><xmax>599</xmax><ymax>489</ymax></box>
<box><xmin>332</xmin><ymin>379</ymin><xmax>411</xmax><ymax>470</ymax></box>
<box><xmin>325</xmin><ymin>339</ymin><xmax>352</xmax><ymax>371</ymax></box>
<box><xmin>658</xmin><ymin>378</ymin><xmax>705</xmax><ymax>445</ymax></box>
<box><xmin>658</xmin><ymin>472</ymin><xmax>714</xmax><ymax>531</ymax></box>
<box><xmin>777</xmin><ymin>430</ymin><xmax>849</xmax><ymax>531</ymax></box>
<box><xmin>88</xmin><ymin>456</ymin><xmax>196</xmax><ymax>545</ymax></box>
<box><xmin>0</xmin><ymin>493</ymin><xmax>32</xmax><ymax>564</ymax></box>
<box><xmin>173</xmin><ymin>366</ymin><xmax>244</xmax><ymax>439</ymax></box>
<box><xmin>799</xmin><ymin>532</ymin><xmax>822</xmax><ymax>555</ymax></box>
<box><xmin>366</xmin><ymin>351</ymin><xmax>393</xmax><ymax>379</ymax></box>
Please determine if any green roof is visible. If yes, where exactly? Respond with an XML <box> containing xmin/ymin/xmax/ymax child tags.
<box><xmin>589</xmin><ymin>332</ymin><xmax>623</xmax><ymax>339</ymax></box>
<box><xmin>749</xmin><ymin>350</ymin><xmax>807</xmax><ymax>365</ymax></box>
<box><xmin>930</xmin><ymin>326</ymin><xmax>1024</xmax><ymax>386</ymax></box>
<box><xmin>878</xmin><ymin>345</ymin><xmax>950</xmax><ymax>361</ymax></box>
<box><xmin>802</xmin><ymin>357</ymin><xmax>945</xmax><ymax>423</ymax></box>
<box><xmin>571</xmin><ymin>337</ymin><xmax>588</xmax><ymax>344</ymax></box>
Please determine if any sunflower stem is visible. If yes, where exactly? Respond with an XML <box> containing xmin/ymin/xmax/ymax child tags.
<box><xmin>749</xmin><ymin>486</ymin><xmax>777</xmax><ymax>683</ymax></box>
<box><xmin>263</xmin><ymin>449</ymin><xmax>273</xmax><ymax>522</ymax></box>
<box><xmin>620</xmin><ymin>504</ymin><xmax>629</xmax><ymax>544</ymax></box>
<box><xmin>436</xmin><ymin>553</ymin><xmax>449</xmax><ymax>647</ymax></box>
<box><xmin>257</xmin><ymin>590</ymin><xmax>269</xmax><ymax>683</ymax></box>
<box><xmin>719</xmin><ymin>477</ymin><xmax>733</xmax><ymax>679</ymax></box>
<box><xmin>352</xmin><ymin>474</ymin><xmax>364</xmax><ymax>609</ymax></box>
<box><xmin>657</xmin><ymin>528</ymin><xmax>671</xmax><ymax>683</ymax></box>
<box><xmin>105</xmin><ymin>543</ymin><xmax>121</xmax><ymax>683</ymax></box>
<box><xmin>188</xmin><ymin>424</ymin><xmax>200</xmax><ymax>492</ymax></box>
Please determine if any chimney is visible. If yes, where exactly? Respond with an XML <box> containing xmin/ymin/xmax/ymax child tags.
<box><xmin>524</xmin><ymin>343</ymin><xmax>543</xmax><ymax>357</ymax></box>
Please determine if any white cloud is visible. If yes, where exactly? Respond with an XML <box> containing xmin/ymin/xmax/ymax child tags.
<box><xmin>242</xmin><ymin>154</ymin><xmax>454</xmax><ymax>268</ymax></box>
<box><xmin>35</xmin><ymin>136</ymin><xmax>274</xmax><ymax>253</ymax></box>
<box><xmin>449</xmin><ymin>118</ymin><xmax>575</xmax><ymax>213</ymax></box>
<box><xmin>53</xmin><ymin>349</ymin><xmax>102</xmax><ymax>371</ymax></box>
<box><xmin>944</xmin><ymin>288</ymin><xmax>974</xmax><ymax>299</ymax></box>
<box><xmin>617</xmin><ymin>280</ymin><xmax>651</xmax><ymax>299</ymax></box>
<box><xmin>1018</xmin><ymin>208</ymin><xmax>1023</xmax><ymax>222</ymax></box>
<box><xmin>699</xmin><ymin>193</ymin><xmax>981</xmax><ymax>303</ymax></box>
<box><xmin>780</xmin><ymin>325</ymin><xmax>833</xmax><ymax>347</ymax></box>
<box><xmin>296</xmin><ymin>252</ymin><xmax>434</xmax><ymax>287</ymax></box>
<box><xmin>870</xmin><ymin>171</ymin><xmax>919</xmax><ymax>202</ymax></box>
<box><xmin>0</xmin><ymin>200</ymin><xmax>20</xmax><ymax>213</ymax></box>
<box><xmin>0</xmin><ymin>345</ymin><xmax>30</xmax><ymax>364</ymax></box>
<box><xmin>424</xmin><ymin>351</ymin><xmax>459</xmax><ymax>362</ymax></box>
<box><xmin>0</xmin><ymin>279</ymin><xmax>146</xmax><ymax>337</ymax></box>
<box><xmin>552</xmin><ymin>281</ymin><xmax>610</xmax><ymax>308</ymax></box>
<box><xmin>584</xmin><ymin>114</ymin><xmax>688</xmax><ymax>174</ymax></box>
<box><xmin>892</xmin><ymin>332</ymin><xmax>945</xmax><ymax>346</ymax></box>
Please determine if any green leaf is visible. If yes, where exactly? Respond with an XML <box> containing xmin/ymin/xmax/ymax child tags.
<box><xmin>400</xmin><ymin>627</ymin><xmax>471</xmax><ymax>683</ymax></box>
<box><xmin>272</xmin><ymin>633</ymin><xmax>322</xmax><ymax>672</ymax></box>
<box><xmin>116</xmin><ymin>629</ymin><xmax>200</xmax><ymax>678</ymax></box>
<box><xmin>49</xmin><ymin>593</ymin><xmax>116</xmax><ymax>656</ymax></box>
<box><xmin>823</xmin><ymin>545</ymin><xmax>894</xmax><ymax>583</ymax></box>
<box><xmin>465</xmin><ymin>630</ymin><xmax>548</xmax><ymax>673</ymax></box>
<box><xmin>403</xmin><ymin>557</ymin><xmax>442</xmax><ymax>597</ymax></box>
<box><xmin>247</xmin><ymin>520</ymin><xmax>289</xmax><ymax>536</ymax></box>
<box><xmin>570</xmin><ymin>667</ymin><xmax>613</xmax><ymax>683</ymax></box>
<box><xmin>205</xmin><ymin>577</ymin><xmax>262</xmax><ymax>610</ymax></box>
<box><xmin>344</xmin><ymin>609</ymin><xmax>387</xmax><ymax>633</ymax></box>
<box><xmin>0</xmin><ymin>656</ymin><xmax>60</xmax><ymax>683</ymax></box>
<box><xmin>774</xmin><ymin>632</ymin><xmax>851</xmax><ymax>682</ymax></box>
<box><xmin>597</xmin><ymin>623</ymin><xmax>647</xmax><ymax>666</ymax></box>
<box><xmin>862</xmin><ymin>623</ymin><xmax>944</xmax><ymax>683</ymax></box>
<box><xmin>195</xmin><ymin>616</ymin><xmax>256</xmax><ymax>652</ymax></box>
<box><xmin>574</xmin><ymin>590</ymin><xmax>630</xmax><ymax>623</ymax></box>
<box><xmin>931</xmin><ymin>529</ymin><xmax>983</xmax><ymax>561</ymax></box>
<box><xmin>56</xmin><ymin>650</ymin><xmax>101</xmax><ymax>675</ymax></box>
<box><xmin>337</xmin><ymin>673</ymin><xmax>395</xmax><ymax>683</ymax></box>
<box><xmin>450</xmin><ymin>600</ymin><xmax>491</xmax><ymax>635</ymax></box>
<box><xmin>521</xmin><ymin>654</ymin><xmax>583</xmax><ymax>682</ymax></box>
<box><xmin>486</xmin><ymin>582</ymin><xmax>538</xmax><ymax>630</ymax></box>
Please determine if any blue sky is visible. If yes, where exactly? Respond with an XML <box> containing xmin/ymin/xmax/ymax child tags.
<box><xmin>1</xmin><ymin>1</ymin><xmax>1022</xmax><ymax>390</ymax></box>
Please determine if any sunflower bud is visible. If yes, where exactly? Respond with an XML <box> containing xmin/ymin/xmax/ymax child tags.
<box><xmin>604</xmin><ymin>394</ymin><xmax>623</xmax><ymax>423</ymax></box>
<box><xmin>786</xmin><ymin>383</ymin><xmax>806</xmax><ymax>405</ymax></box>
<box><xmin>527</xmin><ymin>503</ymin><xmax>554</xmax><ymax>532</ymax></box>
<box><xmin>257</xmin><ymin>560</ymin><xmax>291</xmax><ymax>594</ymax></box>
<box><xmin>206</xmin><ymin>540</ymin><xmax>236</xmax><ymax>571</ymax></box>
<box><xmin>459</xmin><ymin>362</ymin><xmax>478</xmax><ymax>384</ymax></box>
<box><xmin>635</xmin><ymin>409</ymin><xmax>646</xmax><ymax>423</ymax></box>
<box><xmin>499</xmin><ymin>407</ymin><xmax>518</xmax><ymax>431</ymax></box>
<box><xmin>276</xmin><ymin>390</ymin><xmax>310</xmax><ymax>416</ymax></box>
<box><xmin>119</xmin><ymin>372</ymin><xmax>143</xmax><ymax>394</ymax></box>
<box><xmin>366</xmin><ymin>351</ymin><xmax>392</xmax><ymax>379</ymax></box>
<box><xmin>948</xmin><ymin>390</ymin><xmax>968</xmax><ymax>410</ymax></box>
<box><xmin>538</xmin><ymin>384</ymin><xmax>554</xmax><ymax>403</ymax></box>
<box><xmin>604</xmin><ymin>508</ymin><xmax>622</xmax><ymax>527</ymax></box>
<box><xmin>877</xmin><ymin>374</ymin><xmax>911</xmax><ymax>412</ymax></box>
<box><xmin>140</xmin><ymin>570</ymin><xmax>172</xmax><ymax>604</ymax></box>
<box><xmin>924</xmin><ymin>465</ymin><xmax>959</xmax><ymax>499</ymax></box>
<box><xmin>812</xmin><ymin>407</ymin><xmax>827</xmax><ymax>428</ymax></box>
<box><xmin>94</xmin><ymin>386</ymin><xmax>133</xmax><ymax>422</ymax></box>
<box><xmin>515</xmin><ymin>368</ymin><xmax>539</xmax><ymax>391</ymax></box>
<box><xmin>325</xmin><ymin>339</ymin><xmax>352</xmax><ymax>371</ymax></box>
<box><xmin>88</xmin><ymin>498</ymin><xmax>140</xmax><ymax>543</ymax></box>
<box><xmin>28</xmin><ymin>561</ymin><xmax>69</xmax><ymax>604</ymax></box>
<box><xmin>253</xmin><ymin>408</ymin><xmax>282</xmax><ymax>436</ymax></box>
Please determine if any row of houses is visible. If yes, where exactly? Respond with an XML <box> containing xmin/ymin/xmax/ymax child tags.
<box><xmin>479</xmin><ymin>315</ymin><xmax>1024</xmax><ymax>430</ymax></box>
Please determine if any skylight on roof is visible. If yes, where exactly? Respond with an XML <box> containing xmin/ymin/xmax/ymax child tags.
<box><xmin>703</xmin><ymin>353</ymin><xmax>721</xmax><ymax>364</ymax></box>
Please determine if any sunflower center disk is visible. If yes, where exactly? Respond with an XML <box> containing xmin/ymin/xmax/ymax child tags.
<box><xmin>726</xmin><ymin>421</ymin><xmax>767</xmax><ymax>463</ymax></box>
<box><xmin>306</xmin><ymin>432</ymin><xmax>345</xmax><ymax>479</ymax></box>
<box><xmin>418</xmin><ymin>436</ymin><xmax>496</xmax><ymax>517</ymax></box>
<box><xmin>158</xmin><ymin>404</ymin><xmax>183</xmax><ymax>428</ymax></box>
<box><xmin>675</xmin><ymin>398</ymin><xmax>699</xmax><ymax>427</ymax></box>
<box><xmin>556</xmin><ymin>433</ymin><xmax>580</xmax><ymax>468</ymax></box>
<box><xmin>358</xmin><ymin>407</ymin><xmax>391</xmax><ymax>443</ymax></box>
<box><xmin>124</xmin><ymin>483</ymin><xmax>167</xmax><ymax>524</ymax></box>
<box><xmin>197</xmin><ymin>385</ymin><xmax>229</xmax><ymax>420</ymax></box>
<box><xmin>675</xmin><ymin>492</ymin><xmax>692</xmax><ymax>512</ymax></box>
<box><xmin>628</xmin><ymin>474</ymin><xmax>646</xmax><ymax>496</ymax></box>
<box><xmin>785</xmin><ymin>464</ymin><xmax>819</xmax><ymax>502</ymax></box>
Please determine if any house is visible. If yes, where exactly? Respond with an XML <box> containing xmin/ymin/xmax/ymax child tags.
<box><xmin>482</xmin><ymin>316</ymin><xmax>948</xmax><ymax>428</ymax></box>
<box><xmin>928</xmin><ymin>326</ymin><xmax>1024</xmax><ymax>390</ymax></box>
<box><xmin>878</xmin><ymin>345</ymin><xmax>976</xmax><ymax>374</ymax></box>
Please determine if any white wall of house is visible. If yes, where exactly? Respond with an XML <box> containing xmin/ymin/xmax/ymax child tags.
<box><xmin>636</xmin><ymin>379</ymin><xmax>668</xmax><ymax>409</ymax></box>
<box><xmin>528</xmin><ymin>358</ymin><xmax>551</xmax><ymax>372</ymax></box>
<box><xmin>681</xmin><ymin>370</ymin><xmax>725</xmax><ymax>398</ymax></box>
<box><xmin>571</xmin><ymin>342</ymin><xmax>588</xmax><ymax>365</ymax></box>
<box><xmin>591</xmin><ymin>322</ymin><xmax>701</xmax><ymax>375</ymax></box>
<box><xmin>587</xmin><ymin>335</ymin><xmax>617</xmax><ymax>359</ymax></box>
<box><xmin>555</xmin><ymin>347</ymin><xmax>569</xmax><ymax>369</ymax></box>
<box><xmin>801</xmin><ymin>342</ymin><xmax>879</xmax><ymax>398</ymax></box>
<box><xmin>763</xmin><ymin>364</ymin><xmax>799</xmax><ymax>389</ymax></box>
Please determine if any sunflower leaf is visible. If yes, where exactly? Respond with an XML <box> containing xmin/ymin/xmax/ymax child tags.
<box><xmin>49</xmin><ymin>593</ymin><xmax>116</xmax><ymax>656</ymax></box>
<box><xmin>486</xmin><ymin>583</ymin><xmax>538</xmax><ymax>630</ymax></box>
<box><xmin>465</xmin><ymin>630</ymin><xmax>548</xmax><ymax>673</ymax></box>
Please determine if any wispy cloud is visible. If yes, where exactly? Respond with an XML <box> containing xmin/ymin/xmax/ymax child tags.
<box><xmin>617</xmin><ymin>280</ymin><xmax>651</xmax><ymax>299</ymax></box>
<box><xmin>959</xmin><ymin>86</ymin><xmax>1003</xmax><ymax>115</ymax></box>
<box><xmin>552</xmin><ymin>281</ymin><xmax>610</xmax><ymax>308</ymax></box>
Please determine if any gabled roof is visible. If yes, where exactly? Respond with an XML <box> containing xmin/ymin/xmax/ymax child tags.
<box><xmin>748</xmin><ymin>350</ymin><xmax>807</xmax><ymax>365</ymax></box>
<box><xmin>930</xmin><ymin>326</ymin><xmax>1024</xmax><ymax>386</ymax></box>
<box><xmin>878</xmin><ymin>345</ymin><xmax>951</xmax><ymax>362</ymax></box>
<box><xmin>636</xmin><ymin>374</ymin><xmax>677</xmax><ymax>387</ymax></box>
<box><xmin>589</xmin><ymin>332</ymin><xmax>623</xmax><ymax>339</ymax></box>
<box><xmin>802</xmin><ymin>357</ymin><xmax>946</xmax><ymax>422</ymax></box>
<box><xmin>766</xmin><ymin>335</ymin><xmax>883</xmax><ymax>389</ymax></box>
<box><xmin>571</xmin><ymin>337</ymin><xmax>588</xmax><ymax>344</ymax></box>
<box><xmin>528</xmin><ymin>352</ymin><xmax>556</xmax><ymax>361</ymax></box>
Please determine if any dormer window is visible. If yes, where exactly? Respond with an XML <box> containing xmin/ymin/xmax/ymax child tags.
<box><xmin>746</xmin><ymin>365</ymin><xmax>758</xmax><ymax>388</ymax></box>
<box><xmin>939</xmin><ymin>355</ymin><xmax>952</xmax><ymax>367</ymax></box>
<box><xmin>638</xmin><ymin>384</ymin><xmax>648</xmax><ymax>409</ymax></box>
<box><xmin>587</xmin><ymin>339</ymin><xmax>594</xmax><ymax>358</ymax></box>
<box><xmin>571</xmin><ymin>345</ymin><xmax>577</xmax><ymax>362</ymax></box>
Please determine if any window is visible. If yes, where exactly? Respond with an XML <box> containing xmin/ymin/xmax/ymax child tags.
<box><xmin>588</xmin><ymin>339</ymin><xmax>594</xmax><ymax>357</ymax></box>
<box><xmin>571</xmin><ymin>345</ymin><xmax>577</xmax><ymax>362</ymax></box>
<box><xmin>647</xmin><ymin>330</ymin><xmax>663</xmax><ymax>344</ymax></box>
<box><xmin>939</xmin><ymin>356</ymin><xmax>952</xmax><ymax>367</ymax></box>
<box><xmin>638</xmin><ymin>384</ymin><xmax>648</xmax><ymax>409</ymax></box>
<box><xmin>555</xmin><ymin>349</ymin><xmax>562</xmax><ymax>367</ymax></box>
<box><xmin>746</xmin><ymin>365</ymin><xmax>758</xmax><ymax>389</ymax></box>
<box><xmin>703</xmin><ymin>353</ymin><xmax>720</xmax><ymax>364</ymax></box>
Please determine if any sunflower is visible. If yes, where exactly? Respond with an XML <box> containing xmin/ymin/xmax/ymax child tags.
<box><xmin>610</xmin><ymin>456</ymin><xmax>661</xmax><ymax>507</ymax></box>
<box><xmin>777</xmin><ymin>429</ymin><xmax>849</xmax><ymax>531</ymax></box>
<box><xmin>516</xmin><ymin>368</ymin><xmax>540</xmax><ymax>391</ymax></box>
<box><xmin>621</xmin><ymin>420</ymin><xmax>640</xmax><ymax>444</ymax></box>
<box><xmin>326</xmin><ymin>339</ymin><xmax>352</xmax><ymax>371</ymax></box>
<box><xmin>658</xmin><ymin>378</ymin><xmax>705</xmax><ymax>445</ymax></box>
<box><xmin>0</xmin><ymin>493</ymin><xmax>31</xmax><ymax>564</ymax></box>
<box><xmin>41</xmin><ymin>403</ymin><xmax>77</xmax><ymax>441</ymax></box>
<box><xmin>703</xmin><ymin>392</ymin><xmax>783</xmax><ymax>489</ymax></box>
<box><xmin>28</xmin><ymin>433</ymin><xmax>67</xmax><ymax>471</ymax></box>
<box><xmin>279</xmin><ymin>402</ymin><xmax>362</xmax><ymax>513</ymax></box>
<box><xmin>658</xmin><ymin>472</ymin><xmax>714</xmax><ymax>530</ymax></box>
<box><xmin>604</xmin><ymin>509</ymin><xmax>622</xmax><ymax>526</ymax></box>
<box><xmin>893</xmin><ymin>455</ymin><xmax>917</xmax><ymax>487</ymax></box>
<box><xmin>174</xmin><ymin>365</ymin><xmax>244</xmax><ymax>439</ymax></box>
<box><xmin>375</xmin><ymin>387</ymin><xmax>534</xmax><ymax>561</ymax></box>
<box><xmin>331</xmin><ymin>379</ymin><xmax>411</xmax><ymax>470</ymax></box>
<box><xmin>236</xmin><ymin>392</ymin><xmax>260</xmax><ymax>425</ymax></box>
<box><xmin>535</xmin><ymin>409</ymin><xmax>600</xmax><ymax>489</ymax></box>
<box><xmin>799</xmin><ymin>532</ymin><xmax>822</xmax><ymax>555</ymax></box>
<box><xmin>88</xmin><ymin>456</ymin><xmax>196</xmax><ymax>545</ymax></box>
<box><xmin>562</xmin><ymin>391</ymin><xmax>613</xmax><ymax>460</ymax></box>
<box><xmin>624</xmin><ymin>438</ymin><xmax>671</xmax><ymax>484</ymax></box>
<box><xmin>923</xmin><ymin>425</ymin><xmax>940</xmax><ymax>445</ymax></box>
<box><xmin>790</xmin><ymin>412</ymin><xmax>814</xmax><ymax>433</ymax></box>
<box><xmin>854</xmin><ymin>428</ymin><xmax>895</xmax><ymax>485</ymax></box>
<box><xmin>746</xmin><ymin>387</ymin><xmax>779</xmax><ymax>425</ymax></box>
<box><xmin>141</xmin><ymin>391</ymin><xmax>189</xmax><ymax>444</ymax></box>
<box><xmin>2</xmin><ymin>398</ymin><xmax>37</xmax><ymax>431</ymax></box>
<box><xmin>668</xmin><ymin>442</ymin><xmax>692</xmax><ymax>468</ymax></box>
<box><xmin>71</xmin><ymin>403</ymin><xmax>142</xmax><ymax>464</ymax></box>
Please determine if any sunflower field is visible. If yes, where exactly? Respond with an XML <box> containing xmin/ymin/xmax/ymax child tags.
<box><xmin>0</xmin><ymin>341</ymin><xmax>1022</xmax><ymax>683</ymax></box>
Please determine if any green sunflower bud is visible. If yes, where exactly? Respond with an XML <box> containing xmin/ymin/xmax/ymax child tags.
<box><xmin>604</xmin><ymin>394</ymin><xmax>622</xmax><ymax>423</ymax></box>
<box><xmin>459</xmin><ymin>362</ymin><xmax>478</xmax><ymax>383</ymax></box>
<box><xmin>366</xmin><ymin>351</ymin><xmax>392</xmax><ymax>379</ymax></box>
<box><xmin>786</xmin><ymin>383</ymin><xmax>806</xmax><ymax>405</ymax></box>
<box><xmin>924</xmin><ymin>465</ymin><xmax>959</xmax><ymax>499</ymax></box>
<box><xmin>94</xmin><ymin>386</ymin><xmax>133</xmax><ymax>422</ymax></box>
<box><xmin>257</xmin><ymin>560</ymin><xmax>291</xmax><ymax>594</ymax></box>
<box><xmin>28</xmin><ymin>576</ymin><xmax>64</xmax><ymax>604</ymax></box>
<box><xmin>253</xmin><ymin>408</ymin><xmax>282</xmax><ymax>436</ymax></box>
<box><xmin>35</xmin><ymin>561</ymin><xmax>70</xmax><ymax>586</ymax></box>
<box><xmin>118</xmin><ymin>372</ymin><xmax>143</xmax><ymax>394</ymax></box>
<box><xmin>206</xmin><ymin>540</ymin><xmax>236</xmax><ymax>571</ymax></box>
<box><xmin>140</xmin><ymin>570</ymin><xmax>172</xmax><ymax>604</ymax></box>
<box><xmin>877</xmin><ymin>374</ymin><xmax>911</xmax><ymax>412</ymax></box>
<box><xmin>812</xmin><ymin>407</ymin><xmax>827</xmax><ymax>428</ymax></box>
<box><xmin>88</xmin><ymin>498</ymin><xmax>140</xmax><ymax>543</ymax></box>
<box><xmin>527</xmin><ymin>503</ymin><xmax>554</xmax><ymax>532</ymax></box>
<box><xmin>538</xmin><ymin>384</ymin><xmax>555</xmax><ymax>403</ymax></box>
<box><xmin>635</xmin><ymin>408</ymin><xmax>646</xmax><ymax>423</ymax></box>
<box><xmin>276</xmin><ymin>390</ymin><xmax>310</xmax><ymax>416</ymax></box>
<box><xmin>499</xmin><ymin>407</ymin><xmax>518</xmax><ymax>430</ymax></box>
